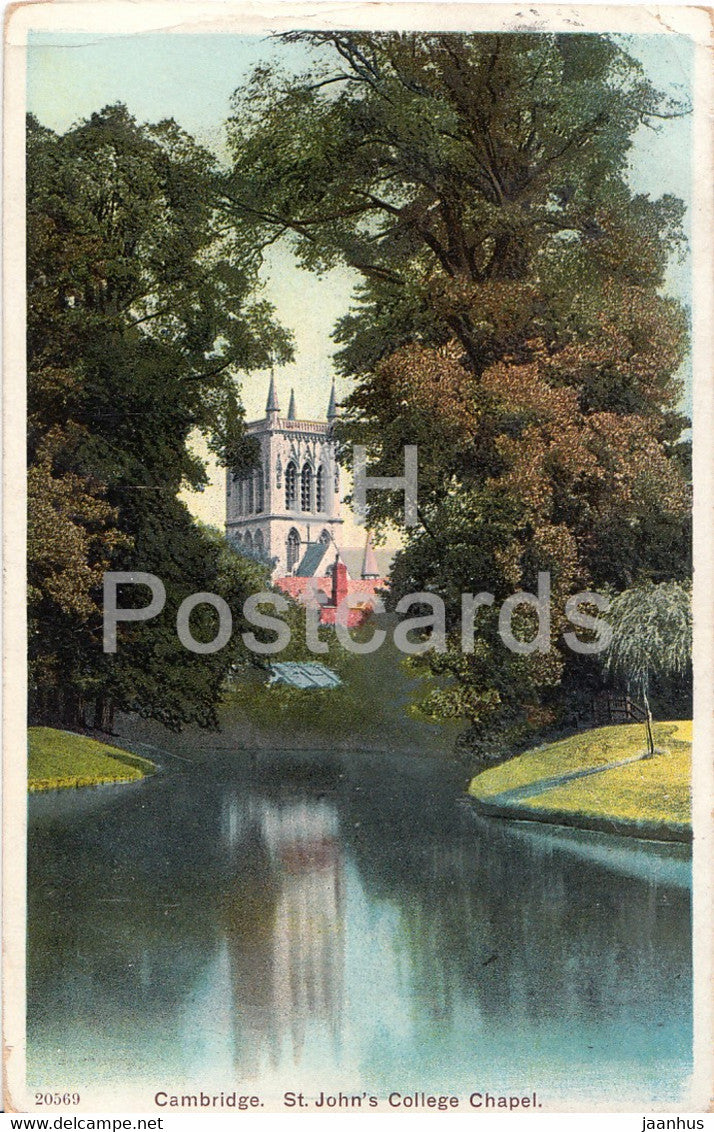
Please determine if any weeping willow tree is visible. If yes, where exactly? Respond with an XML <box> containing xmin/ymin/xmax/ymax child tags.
<box><xmin>605</xmin><ymin>582</ymin><xmax>692</xmax><ymax>756</ymax></box>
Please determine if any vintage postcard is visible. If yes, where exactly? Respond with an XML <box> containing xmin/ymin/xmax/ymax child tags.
<box><xmin>3</xmin><ymin>1</ymin><xmax>713</xmax><ymax>1116</ymax></box>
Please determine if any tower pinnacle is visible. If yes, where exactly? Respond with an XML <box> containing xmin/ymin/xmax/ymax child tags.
<box><xmin>266</xmin><ymin>372</ymin><xmax>280</xmax><ymax>415</ymax></box>
<box><xmin>327</xmin><ymin>378</ymin><xmax>339</xmax><ymax>421</ymax></box>
<box><xmin>287</xmin><ymin>388</ymin><xmax>297</xmax><ymax>420</ymax></box>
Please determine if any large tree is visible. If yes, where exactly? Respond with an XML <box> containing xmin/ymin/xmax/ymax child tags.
<box><xmin>224</xmin><ymin>33</ymin><xmax>691</xmax><ymax>754</ymax></box>
<box><xmin>27</xmin><ymin>105</ymin><xmax>291</xmax><ymax>730</ymax></box>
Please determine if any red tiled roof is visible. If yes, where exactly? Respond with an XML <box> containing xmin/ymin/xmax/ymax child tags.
<box><xmin>275</xmin><ymin>576</ymin><xmax>386</xmax><ymax>601</ymax></box>
<box><xmin>274</xmin><ymin>574</ymin><xmax>387</xmax><ymax>626</ymax></box>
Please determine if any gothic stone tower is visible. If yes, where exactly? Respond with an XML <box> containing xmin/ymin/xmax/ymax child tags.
<box><xmin>226</xmin><ymin>376</ymin><xmax>343</xmax><ymax>575</ymax></box>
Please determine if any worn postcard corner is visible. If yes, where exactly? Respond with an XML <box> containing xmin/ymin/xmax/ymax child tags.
<box><xmin>3</xmin><ymin>0</ymin><xmax>714</xmax><ymax>1119</ymax></box>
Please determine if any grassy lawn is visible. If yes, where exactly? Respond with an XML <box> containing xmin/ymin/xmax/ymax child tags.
<box><xmin>29</xmin><ymin>727</ymin><xmax>156</xmax><ymax>791</ymax></box>
<box><xmin>469</xmin><ymin>721</ymin><xmax>690</xmax><ymax>799</ymax></box>
<box><xmin>468</xmin><ymin>721</ymin><xmax>691</xmax><ymax>836</ymax></box>
<box><xmin>521</xmin><ymin>748</ymin><xmax>690</xmax><ymax>826</ymax></box>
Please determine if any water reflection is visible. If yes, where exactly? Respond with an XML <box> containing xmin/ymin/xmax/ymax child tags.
<box><xmin>219</xmin><ymin>792</ymin><xmax>344</xmax><ymax>1073</ymax></box>
<box><xmin>28</xmin><ymin>750</ymin><xmax>692</xmax><ymax>1105</ymax></box>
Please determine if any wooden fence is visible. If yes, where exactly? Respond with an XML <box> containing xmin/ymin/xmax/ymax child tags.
<box><xmin>590</xmin><ymin>692</ymin><xmax>648</xmax><ymax>725</ymax></box>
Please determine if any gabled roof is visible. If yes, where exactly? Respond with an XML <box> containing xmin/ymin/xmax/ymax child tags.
<box><xmin>338</xmin><ymin>546</ymin><xmax>393</xmax><ymax>580</ymax></box>
<box><xmin>295</xmin><ymin>542</ymin><xmax>329</xmax><ymax>577</ymax></box>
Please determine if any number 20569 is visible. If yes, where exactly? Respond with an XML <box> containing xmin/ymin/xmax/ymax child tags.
<box><xmin>35</xmin><ymin>1092</ymin><xmax>81</xmax><ymax>1105</ymax></box>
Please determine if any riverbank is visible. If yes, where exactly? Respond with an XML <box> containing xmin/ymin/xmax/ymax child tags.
<box><xmin>28</xmin><ymin>726</ymin><xmax>156</xmax><ymax>791</ymax></box>
<box><xmin>221</xmin><ymin>620</ymin><xmax>462</xmax><ymax>755</ymax></box>
<box><xmin>115</xmin><ymin>617</ymin><xmax>462</xmax><ymax>760</ymax></box>
<box><xmin>468</xmin><ymin>722</ymin><xmax>691</xmax><ymax>843</ymax></box>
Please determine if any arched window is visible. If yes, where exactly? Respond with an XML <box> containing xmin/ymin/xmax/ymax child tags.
<box><xmin>255</xmin><ymin>469</ymin><xmax>264</xmax><ymax>513</ymax></box>
<box><xmin>301</xmin><ymin>463</ymin><xmax>313</xmax><ymax>512</ymax></box>
<box><xmin>246</xmin><ymin>474</ymin><xmax>254</xmax><ymax>514</ymax></box>
<box><xmin>315</xmin><ymin>465</ymin><xmax>325</xmax><ymax>512</ymax></box>
<box><xmin>285</xmin><ymin>462</ymin><xmax>297</xmax><ymax>510</ymax></box>
<box><xmin>254</xmin><ymin>529</ymin><xmax>265</xmax><ymax>557</ymax></box>
<box><xmin>286</xmin><ymin>528</ymin><xmax>301</xmax><ymax>572</ymax></box>
<box><xmin>244</xmin><ymin>531</ymin><xmax>254</xmax><ymax>553</ymax></box>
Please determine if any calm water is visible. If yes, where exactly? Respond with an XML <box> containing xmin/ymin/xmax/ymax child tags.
<box><xmin>28</xmin><ymin>749</ymin><xmax>692</xmax><ymax>1107</ymax></box>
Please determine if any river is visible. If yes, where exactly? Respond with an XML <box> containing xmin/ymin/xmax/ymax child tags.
<box><xmin>27</xmin><ymin>747</ymin><xmax>692</xmax><ymax>1108</ymax></box>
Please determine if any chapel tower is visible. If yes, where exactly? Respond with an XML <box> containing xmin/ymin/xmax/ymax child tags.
<box><xmin>225</xmin><ymin>376</ymin><xmax>343</xmax><ymax>575</ymax></box>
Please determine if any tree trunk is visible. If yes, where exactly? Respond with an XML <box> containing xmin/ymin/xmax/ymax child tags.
<box><xmin>95</xmin><ymin>698</ymin><xmax>116</xmax><ymax>734</ymax></box>
<box><xmin>94</xmin><ymin>696</ymin><xmax>106</xmax><ymax>732</ymax></box>
<box><xmin>643</xmin><ymin>688</ymin><xmax>655</xmax><ymax>758</ymax></box>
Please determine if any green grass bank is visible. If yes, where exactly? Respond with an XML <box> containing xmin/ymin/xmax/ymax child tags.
<box><xmin>29</xmin><ymin>727</ymin><xmax>156</xmax><ymax>791</ymax></box>
<box><xmin>468</xmin><ymin>721</ymin><xmax>692</xmax><ymax>843</ymax></box>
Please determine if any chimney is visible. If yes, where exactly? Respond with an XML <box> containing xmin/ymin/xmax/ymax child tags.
<box><xmin>331</xmin><ymin>554</ymin><xmax>349</xmax><ymax>607</ymax></box>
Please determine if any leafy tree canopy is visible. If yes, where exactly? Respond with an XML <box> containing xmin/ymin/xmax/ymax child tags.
<box><xmin>225</xmin><ymin>33</ymin><xmax>687</xmax><ymax>383</ymax></box>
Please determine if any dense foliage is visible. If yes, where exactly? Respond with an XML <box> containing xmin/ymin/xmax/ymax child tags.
<box><xmin>27</xmin><ymin>105</ymin><xmax>290</xmax><ymax>730</ymax></box>
<box><xmin>225</xmin><ymin>32</ymin><xmax>692</xmax><ymax>758</ymax></box>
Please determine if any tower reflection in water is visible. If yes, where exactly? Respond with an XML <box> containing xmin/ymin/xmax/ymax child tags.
<box><xmin>220</xmin><ymin>790</ymin><xmax>344</xmax><ymax>1074</ymax></box>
